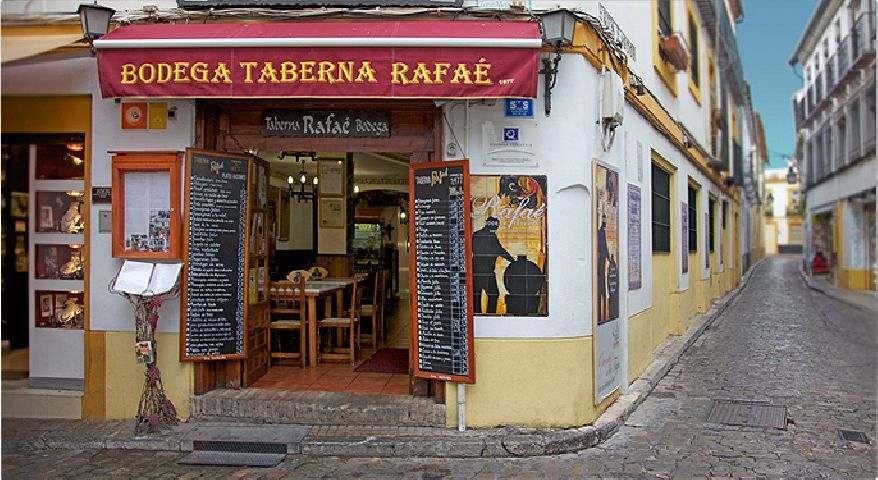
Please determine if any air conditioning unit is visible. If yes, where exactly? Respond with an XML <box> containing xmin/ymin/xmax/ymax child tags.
<box><xmin>659</xmin><ymin>32</ymin><xmax>690</xmax><ymax>72</ymax></box>
<box><xmin>601</xmin><ymin>69</ymin><xmax>625</xmax><ymax>128</ymax></box>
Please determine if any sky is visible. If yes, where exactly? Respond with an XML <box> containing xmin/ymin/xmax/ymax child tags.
<box><xmin>736</xmin><ymin>0</ymin><xmax>817</xmax><ymax>168</ymax></box>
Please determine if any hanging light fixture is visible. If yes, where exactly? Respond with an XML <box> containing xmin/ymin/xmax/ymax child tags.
<box><xmin>353</xmin><ymin>184</ymin><xmax>360</xmax><ymax>194</ymax></box>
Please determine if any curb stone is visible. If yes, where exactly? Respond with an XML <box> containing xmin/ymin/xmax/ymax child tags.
<box><xmin>799</xmin><ymin>269</ymin><xmax>878</xmax><ymax>315</ymax></box>
<box><xmin>3</xmin><ymin>260</ymin><xmax>765</xmax><ymax>458</ymax></box>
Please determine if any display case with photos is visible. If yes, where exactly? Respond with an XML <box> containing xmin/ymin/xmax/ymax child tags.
<box><xmin>35</xmin><ymin>244</ymin><xmax>84</xmax><ymax>280</ymax></box>
<box><xmin>111</xmin><ymin>152</ymin><xmax>182</xmax><ymax>259</ymax></box>
<box><xmin>35</xmin><ymin>290</ymin><xmax>84</xmax><ymax>329</ymax></box>
<box><xmin>35</xmin><ymin>142</ymin><xmax>85</xmax><ymax>180</ymax></box>
<box><xmin>35</xmin><ymin>191</ymin><xmax>85</xmax><ymax>233</ymax></box>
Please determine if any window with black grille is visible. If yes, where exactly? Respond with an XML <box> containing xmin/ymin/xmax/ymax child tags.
<box><xmin>688</xmin><ymin>185</ymin><xmax>698</xmax><ymax>252</ymax></box>
<box><xmin>708</xmin><ymin>197</ymin><xmax>716</xmax><ymax>253</ymax></box>
<box><xmin>652</xmin><ymin>163</ymin><xmax>671</xmax><ymax>253</ymax></box>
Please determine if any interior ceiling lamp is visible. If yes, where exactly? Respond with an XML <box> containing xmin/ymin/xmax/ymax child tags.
<box><xmin>78</xmin><ymin>2</ymin><xmax>115</xmax><ymax>53</ymax></box>
<box><xmin>539</xmin><ymin>9</ymin><xmax>577</xmax><ymax>116</ymax></box>
<box><xmin>288</xmin><ymin>170</ymin><xmax>315</xmax><ymax>203</ymax></box>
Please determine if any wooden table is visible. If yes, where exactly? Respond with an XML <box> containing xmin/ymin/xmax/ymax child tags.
<box><xmin>272</xmin><ymin>276</ymin><xmax>368</xmax><ymax>367</ymax></box>
<box><xmin>271</xmin><ymin>281</ymin><xmax>344</xmax><ymax>368</ymax></box>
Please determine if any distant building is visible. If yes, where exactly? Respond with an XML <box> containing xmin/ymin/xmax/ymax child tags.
<box><xmin>790</xmin><ymin>0</ymin><xmax>876</xmax><ymax>291</ymax></box>
<box><xmin>763</xmin><ymin>168</ymin><xmax>803</xmax><ymax>254</ymax></box>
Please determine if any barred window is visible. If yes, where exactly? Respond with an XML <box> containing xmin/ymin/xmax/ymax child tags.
<box><xmin>652</xmin><ymin>164</ymin><xmax>671</xmax><ymax>253</ymax></box>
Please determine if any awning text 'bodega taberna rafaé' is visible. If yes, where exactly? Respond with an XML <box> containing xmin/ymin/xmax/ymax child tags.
<box><xmin>95</xmin><ymin>21</ymin><xmax>540</xmax><ymax>99</ymax></box>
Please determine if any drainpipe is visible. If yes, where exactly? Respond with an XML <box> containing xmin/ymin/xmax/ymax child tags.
<box><xmin>457</xmin><ymin>383</ymin><xmax>466</xmax><ymax>431</ymax></box>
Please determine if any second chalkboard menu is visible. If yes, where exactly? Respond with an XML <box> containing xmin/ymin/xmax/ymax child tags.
<box><xmin>181</xmin><ymin>149</ymin><xmax>251</xmax><ymax>360</ymax></box>
<box><xmin>408</xmin><ymin>160</ymin><xmax>475</xmax><ymax>384</ymax></box>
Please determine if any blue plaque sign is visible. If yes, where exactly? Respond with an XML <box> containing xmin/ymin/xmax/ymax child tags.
<box><xmin>504</xmin><ymin>98</ymin><xmax>533</xmax><ymax>118</ymax></box>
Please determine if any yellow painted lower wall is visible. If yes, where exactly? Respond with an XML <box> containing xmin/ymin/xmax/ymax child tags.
<box><xmin>629</xmin><ymin>252</ymin><xmax>739</xmax><ymax>384</ymax></box>
<box><xmin>838</xmin><ymin>268</ymin><xmax>874</xmax><ymax>291</ymax></box>
<box><xmin>102</xmin><ymin>331</ymin><xmax>194</xmax><ymax>420</ymax></box>
<box><xmin>444</xmin><ymin>337</ymin><xmax>615</xmax><ymax>428</ymax></box>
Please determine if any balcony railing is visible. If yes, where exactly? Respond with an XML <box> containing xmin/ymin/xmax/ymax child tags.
<box><xmin>803</xmin><ymin>11</ymin><xmax>874</xmax><ymax>124</ymax></box>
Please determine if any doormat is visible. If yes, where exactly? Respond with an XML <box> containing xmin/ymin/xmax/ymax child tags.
<box><xmin>354</xmin><ymin>348</ymin><xmax>409</xmax><ymax>374</ymax></box>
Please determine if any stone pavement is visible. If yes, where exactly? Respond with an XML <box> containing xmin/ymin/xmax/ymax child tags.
<box><xmin>803</xmin><ymin>271</ymin><xmax>878</xmax><ymax>314</ymax></box>
<box><xmin>3</xmin><ymin>256</ymin><xmax>876</xmax><ymax>478</ymax></box>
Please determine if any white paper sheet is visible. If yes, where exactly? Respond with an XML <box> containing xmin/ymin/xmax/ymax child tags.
<box><xmin>148</xmin><ymin>262</ymin><xmax>182</xmax><ymax>295</ymax></box>
<box><xmin>112</xmin><ymin>260</ymin><xmax>154</xmax><ymax>295</ymax></box>
<box><xmin>124</xmin><ymin>171</ymin><xmax>172</xmax><ymax>252</ymax></box>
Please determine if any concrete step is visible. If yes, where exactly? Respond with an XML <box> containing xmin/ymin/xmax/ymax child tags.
<box><xmin>1</xmin><ymin>381</ymin><xmax>82</xmax><ymax>419</ymax></box>
<box><xmin>191</xmin><ymin>388</ymin><xmax>445</xmax><ymax>427</ymax></box>
<box><xmin>181</xmin><ymin>423</ymin><xmax>308</xmax><ymax>453</ymax></box>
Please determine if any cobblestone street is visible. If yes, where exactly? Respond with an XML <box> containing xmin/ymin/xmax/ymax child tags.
<box><xmin>3</xmin><ymin>256</ymin><xmax>876</xmax><ymax>478</ymax></box>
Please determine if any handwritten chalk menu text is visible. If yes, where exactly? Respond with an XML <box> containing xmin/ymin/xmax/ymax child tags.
<box><xmin>183</xmin><ymin>150</ymin><xmax>250</xmax><ymax>360</ymax></box>
<box><xmin>409</xmin><ymin>160</ymin><xmax>475</xmax><ymax>383</ymax></box>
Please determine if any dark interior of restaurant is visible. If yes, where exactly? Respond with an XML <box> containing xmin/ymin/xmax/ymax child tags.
<box><xmin>253</xmin><ymin>151</ymin><xmax>412</xmax><ymax>395</ymax></box>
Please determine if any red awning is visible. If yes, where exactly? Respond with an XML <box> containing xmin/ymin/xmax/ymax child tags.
<box><xmin>95</xmin><ymin>21</ymin><xmax>541</xmax><ymax>99</ymax></box>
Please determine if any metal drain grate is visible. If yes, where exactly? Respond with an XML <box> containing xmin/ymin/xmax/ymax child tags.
<box><xmin>706</xmin><ymin>400</ymin><xmax>787</xmax><ymax>429</ymax></box>
<box><xmin>192</xmin><ymin>440</ymin><xmax>287</xmax><ymax>454</ymax></box>
<box><xmin>839</xmin><ymin>430</ymin><xmax>870</xmax><ymax>444</ymax></box>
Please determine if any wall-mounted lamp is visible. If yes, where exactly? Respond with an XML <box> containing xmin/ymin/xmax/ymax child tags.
<box><xmin>78</xmin><ymin>2</ymin><xmax>115</xmax><ymax>53</ymax></box>
<box><xmin>353</xmin><ymin>185</ymin><xmax>360</xmax><ymax>194</ymax></box>
<box><xmin>539</xmin><ymin>9</ymin><xmax>577</xmax><ymax>116</ymax></box>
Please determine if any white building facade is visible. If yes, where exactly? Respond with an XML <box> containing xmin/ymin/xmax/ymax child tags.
<box><xmin>790</xmin><ymin>0</ymin><xmax>877</xmax><ymax>291</ymax></box>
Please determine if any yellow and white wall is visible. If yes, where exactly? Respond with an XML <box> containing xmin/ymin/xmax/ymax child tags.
<box><xmin>4</xmin><ymin>2</ymin><xmax>752</xmax><ymax>427</ymax></box>
<box><xmin>764</xmin><ymin>168</ymin><xmax>803</xmax><ymax>254</ymax></box>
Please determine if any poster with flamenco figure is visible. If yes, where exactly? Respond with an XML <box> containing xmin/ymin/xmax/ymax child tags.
<box><xmin>593</xmin><ymin>161</ymin><xmax>622</xmax><ymax>403</ymax></box>
<box><xmin>470</xmin><ymin>175</ymin><xmax>548</xmax><ymax>316</ymax></box>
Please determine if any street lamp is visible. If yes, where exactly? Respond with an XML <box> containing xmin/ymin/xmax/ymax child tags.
<box><xmin>78</xmin><ymin>3</ymin><xmax>115</xmax><ymax>50</ymax></box>
<box><xmin>539</xmin><ymin>10</ymin><xmax>577</xmax><ymax>116</ymax></box>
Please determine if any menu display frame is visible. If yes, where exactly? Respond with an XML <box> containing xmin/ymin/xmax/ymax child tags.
<box><xmin>180</xmin><ymin>148</ymin><xmax>253</xmax><ymax>362</ymax></box>
<box><xmin>110</xmin><ymin>152</ymin><xmax>182</xmax><ymax>259</ymax></box>
<box><xmin>408</xmin><ymin>159</ymin><xmax>476</xmax><ymax>384</ymax></box>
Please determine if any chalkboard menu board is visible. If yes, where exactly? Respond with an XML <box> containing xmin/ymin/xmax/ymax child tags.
<box><xmin>181</xmin><ymin>149</ymin><xmax>251</xmax><ymax>360</ymax></box>
<box><xmin>408</xmin><ymin>160</ymin><xmax>475</xmax><ymax>384</ymax></box>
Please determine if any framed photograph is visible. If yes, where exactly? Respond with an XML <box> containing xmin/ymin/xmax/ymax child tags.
<box><xmin>39</xmin><ymin>294</ymin><xmax>53</xmax><ymax>318</ymax></box>
<box><xmin>36</xmin><ymin>245</ymin><xmax>60</xmax><ymax>279</ymax></box>
<box><xmin>10</xmin><ymin>192</ymin><xmax>28</xmax><ymax>218</ymax></box>
<box><xmin>319</xmin><ymin>197</ymin><xmax>345</xmax><ymax>229</ymax></box>
<box><xmin>39</xmin><ymin>205</ymin><xmax>55</xmax><ymax>229</ymax></box>
<box><xmin>318</xmin><ymin>159</ymin><xmax>345</xmax><ymax>196</ymax></box>
<box><xmin>35</xmin><ymin>191</ymin><xmax>84</xmax><ymax>233</ymax></box>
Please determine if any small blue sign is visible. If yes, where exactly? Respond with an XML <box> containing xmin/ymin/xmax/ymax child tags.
<box><xmin>504</xmin><ymin>98</ymin><xmax>533</xmax><ymax>118</ymax></box>
<box><xmin>503</xmin><ymin>127</ymin><xmax>520</xmax><ymax>142</ymax></box>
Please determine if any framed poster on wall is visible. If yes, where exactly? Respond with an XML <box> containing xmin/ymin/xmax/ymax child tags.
<box><xmin>319</xmin><ymin>197</ymin><xmax>345</xmax><ymax>229</ymax></box>
<box><xmin>470</xmin><ymin>175</ymin><xmax>548</xmax><ymax>316</ymax></box>
<box><xmin>318</xmin><ymin>159</ymin><xmax>345</xmax><ymax>196</ymax></box>
<box><xmin>593</xmin><ymin>160</ymin><xmax>623</xmax><ymax>404</ymax></box>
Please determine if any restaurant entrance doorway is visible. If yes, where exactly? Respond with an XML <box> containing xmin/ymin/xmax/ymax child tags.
<box><xmin>191</xmin><ymin>100</ymin><xmax>444</xmax><ymax>401</ymax></box>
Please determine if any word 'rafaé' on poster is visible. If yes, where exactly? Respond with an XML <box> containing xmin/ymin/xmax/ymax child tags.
<box><xmin>470</xmin><ymin>175</ymin><xmax>548</xmax><ymax>317</ymax></box>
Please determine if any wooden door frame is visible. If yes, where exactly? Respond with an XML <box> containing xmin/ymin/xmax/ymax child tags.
<box><xmin>192</xmin><ymin>99</ymin><xmax>445</xmax><ymax>399</ymax></box>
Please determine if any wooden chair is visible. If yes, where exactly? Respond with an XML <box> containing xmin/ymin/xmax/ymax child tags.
<box><xmin>269</xmin><ymin>278</ymin><xmax>307</xmax><ymax>368</ymax></box>
<box><xmin>317</xmin><ymin>278</ymin><xmax>361</xmax><ymax>365</ymax></box>
<box><xmin>360</xmin><ymin>270</ymin><xmax>384</xmax><ymax>348</ymax></box>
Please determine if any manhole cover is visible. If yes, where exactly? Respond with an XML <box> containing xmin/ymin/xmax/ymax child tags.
<box><xmin>706</xmin><ymin>400</ymin><xmax>787</xmax><ymax>429</ymax></box>
<box><xmin>839</xmin><ymin>430</ymin><xmax>870</xmax><ymax>444</ymax></box>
